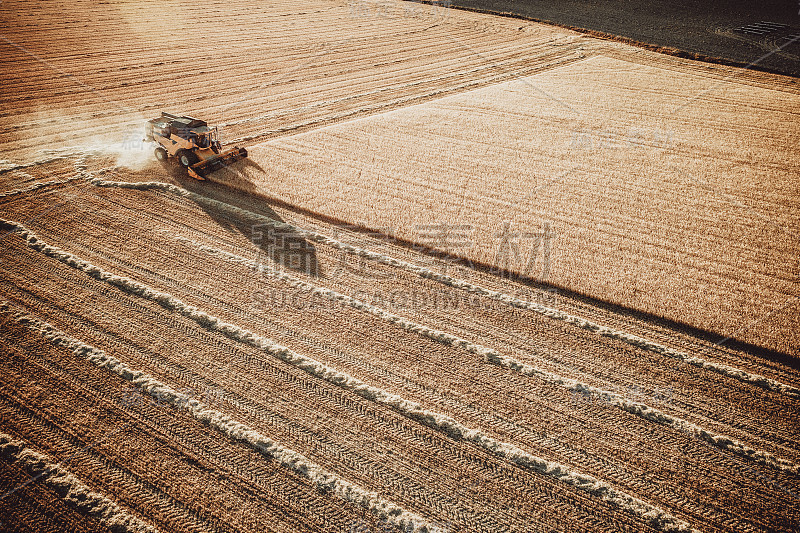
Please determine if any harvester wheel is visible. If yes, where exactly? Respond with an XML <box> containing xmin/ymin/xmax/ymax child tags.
<box><xmin>177</xmin><ymin>149</ymin><xmax>198</xmax><ymax>168</ymax></box>
<box><xmin>154</xmin><ymin>147</ymin><xmax>168</xmax><ymax>161</ymax></box>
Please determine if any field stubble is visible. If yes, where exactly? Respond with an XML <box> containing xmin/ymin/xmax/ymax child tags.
<box><xmin>0</xmin><ymin>168</ymin><xmax>798</xmax><ymax>531</ymax></box>
<box><xmin>1</xmin><ymin>0</ymin><xmax>800</xmax><ymax>530</ymax></box>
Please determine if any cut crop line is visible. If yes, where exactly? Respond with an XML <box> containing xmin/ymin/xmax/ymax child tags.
<box><xmin>0</xmin><ymin>176</ymin><xmax>84</xmax><ymax>201</ymax></box>
<box><xmin>1</xmin><ymin>218</ymin><xmax>699</xmax><ymax>533</ymax></box>
<box><xmin>0</xmin><ymin>432</ymin><xmax>158</xmax><ymax>533</ymax></box>
<box><xmin>0</xmin><ymin>155</ymin><xmax>73</xmax><ymax>176</ymax></box>
<box><xmin>174</xmin><ymin>234</ymin><xmax>800</xmax><ymax>474</ymax></box>
<box><xmin>441</xmin><ymin>28</ymin><xmax>580</xmax><ymax>114</ymax></box>
<box><xmin>0</xmin><ymin>155</ymin><xmax>104</xmax><ymax>245</ymax></box>
<box><xmin>0</xmin><ymin>302</ymin><xmax>436</xmax><ymax>533</ymax></box>
<box><xmin>88</xmin><ymin>177</ymin><xmax>800</xmax><ymax>399</ymax></box>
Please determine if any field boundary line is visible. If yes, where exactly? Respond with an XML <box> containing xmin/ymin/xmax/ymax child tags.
<box><xmin>403</xmin><ymin>0</ymin><xmax>800</xmax><ymax>79</ymax></box>
<box><xmin>0</xmin><ymin>432</ymin><xmax>158</xmax><ymax>533</ymax></box>
<box><xmin>0</xmin><ymin>301</ymin><xmax>437</xmax><ymax>533</ymax></box>
<box><xmin>1</xmin><ymin>217</ymin><xmax>700</xmax><ymax>533</ymax></box>
<box><xmin>174</xmin><ymin>234</ymin><xmax>800</xmax><ymax>474</ymax></box>
<box><xmin>88</xmin><ymin>177</ymin><xmax>800</xmax><ymax>399</ymax></box>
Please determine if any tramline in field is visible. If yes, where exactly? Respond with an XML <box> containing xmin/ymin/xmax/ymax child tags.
<box><xmin>2</xmin><ymin>0</ymin><xmax>800</xmax><ymax>530</ymax></box>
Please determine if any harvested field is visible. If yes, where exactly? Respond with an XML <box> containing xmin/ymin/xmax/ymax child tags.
<box><xmin>1</xmin><ymin>0</ymin><xmax>799</xmax><ymax>531</ymax></box>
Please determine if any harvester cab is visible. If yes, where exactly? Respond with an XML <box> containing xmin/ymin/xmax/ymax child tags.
<box><xmin>145</xmin><ymin>112</ymin><xmax>247</xmax><ymax>180</ymax></box>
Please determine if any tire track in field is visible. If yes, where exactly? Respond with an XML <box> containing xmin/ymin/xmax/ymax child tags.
<box><xmin>10</xmin><ymin>170</ymin><xmax>795</xmax><ymax>530</ymax></box>
<box><xmin>0</xmin><ymin>217</ymin><xmax>701</xmax><ymax>533</ymax></box>
<box><xmin>1</xmin><ymin>309</ymin><xmax>264</xmax><ymax>533</ymax></box>
<box><xmin>171</xmin><ymin>233</ymin><xmax>799</xmax><ymax>474</ymax></box>
<box><xmin>0</xmin><ymin>302</ymin><xmax>438</xmax><ymax>533</ymax></box>
<box><xmin>87</xmin><ymin>177</ymin><xmax>800</xmax><ymax>399</ymax></box>
<box><xmin>0</xmin><ymin>271</ymin><xmax>674</xmax><ymax>533</ymax></box>
<box><xmin>0</xmin><ymin>433</ymin><xmax>158</xmax><ymax>533</ymax></box>
<box><xmin>19</xmin><ymin>210</ymin><xmax>779</xmax><ymax>533</ymax></box>
<box><xmin>0</xmin><ymin>315</ymin><xmax>395</xmax><ymax>533</ymax></box>
<box><xmin>0</xmin><ymin>280</ymin><xmax>502</xmax><ymax>529</ymax></box>
<box><xmin>21</xmin><ymin>224</ymin><xmax>722</xmax><ymax>532</ymax></box>
<box><xmin>9</xmin><ymin>167</ymin><xmax>797</xmax><ymax>464</ymax></box>
<box><xmin>0</xmin><ymin>388</ymin><xmax>233</xmax><ymax>533</ymax></box>
<box><xmin>3</xmin><ymin>273</ymin><xmax>629</xmax><ymax>533</ymax></box>
<box><xmin>6</xmin><ymin>162</ymin><xmax>792</xmax><ymax>528</ymax></box>
<box><xmin>2</xmin><ymin>261</ymin><xmax>485</xmax><ymax>528</ymax></box>
<box><xmin>0</xmin><ymin>458</ymin><xmax>107</xmax><ymax>533</ymax></box>
<box><xmin>15</xmin><ymin>168</ymin><xmax>796</xmax><ymax>504</ymax></box>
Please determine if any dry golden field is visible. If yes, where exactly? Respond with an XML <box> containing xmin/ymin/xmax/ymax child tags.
<box><xmin>240</xmin><ymin>52</ymin><xmax>800</xmax><ymax>355</ymax></box>
<box><xmin>1</xmin><ymin>0</ymin><xmax>799</xmax><ymax>532</ymax></box>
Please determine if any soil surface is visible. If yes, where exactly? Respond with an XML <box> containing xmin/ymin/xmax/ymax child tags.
<box><xmin>1</xmin><ymin>0</ymin><xmax>799</xmax><ymax>531</ymax></box>
<box><xmin>443</xmin><ymin>0</ymin><xmax>800</xmax><ymax>76</ymax></box>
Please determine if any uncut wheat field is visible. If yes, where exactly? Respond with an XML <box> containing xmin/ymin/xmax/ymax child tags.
<box><xmin>1</xmin><ymin>0</ymin><xmax>799</xmax><ymax>532</ymax></box>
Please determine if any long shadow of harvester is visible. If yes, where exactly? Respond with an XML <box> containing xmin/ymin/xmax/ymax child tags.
<box><xmin>159</xmin><ymin>157</ymin><xmax>321</xmax><ymax>278</ymax></box>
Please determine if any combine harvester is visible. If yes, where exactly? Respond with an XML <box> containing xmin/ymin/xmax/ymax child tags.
<box><xmin>145</xmin><ymin>112</ymin><xmax>247</xmax><ymax>180</ymax></box>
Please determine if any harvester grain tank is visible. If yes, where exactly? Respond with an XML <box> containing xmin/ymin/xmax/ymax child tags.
<box><xmin>145</xmin><ymin>112</ymin><xmax>247</xmax><ymax>179</ymax></box>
